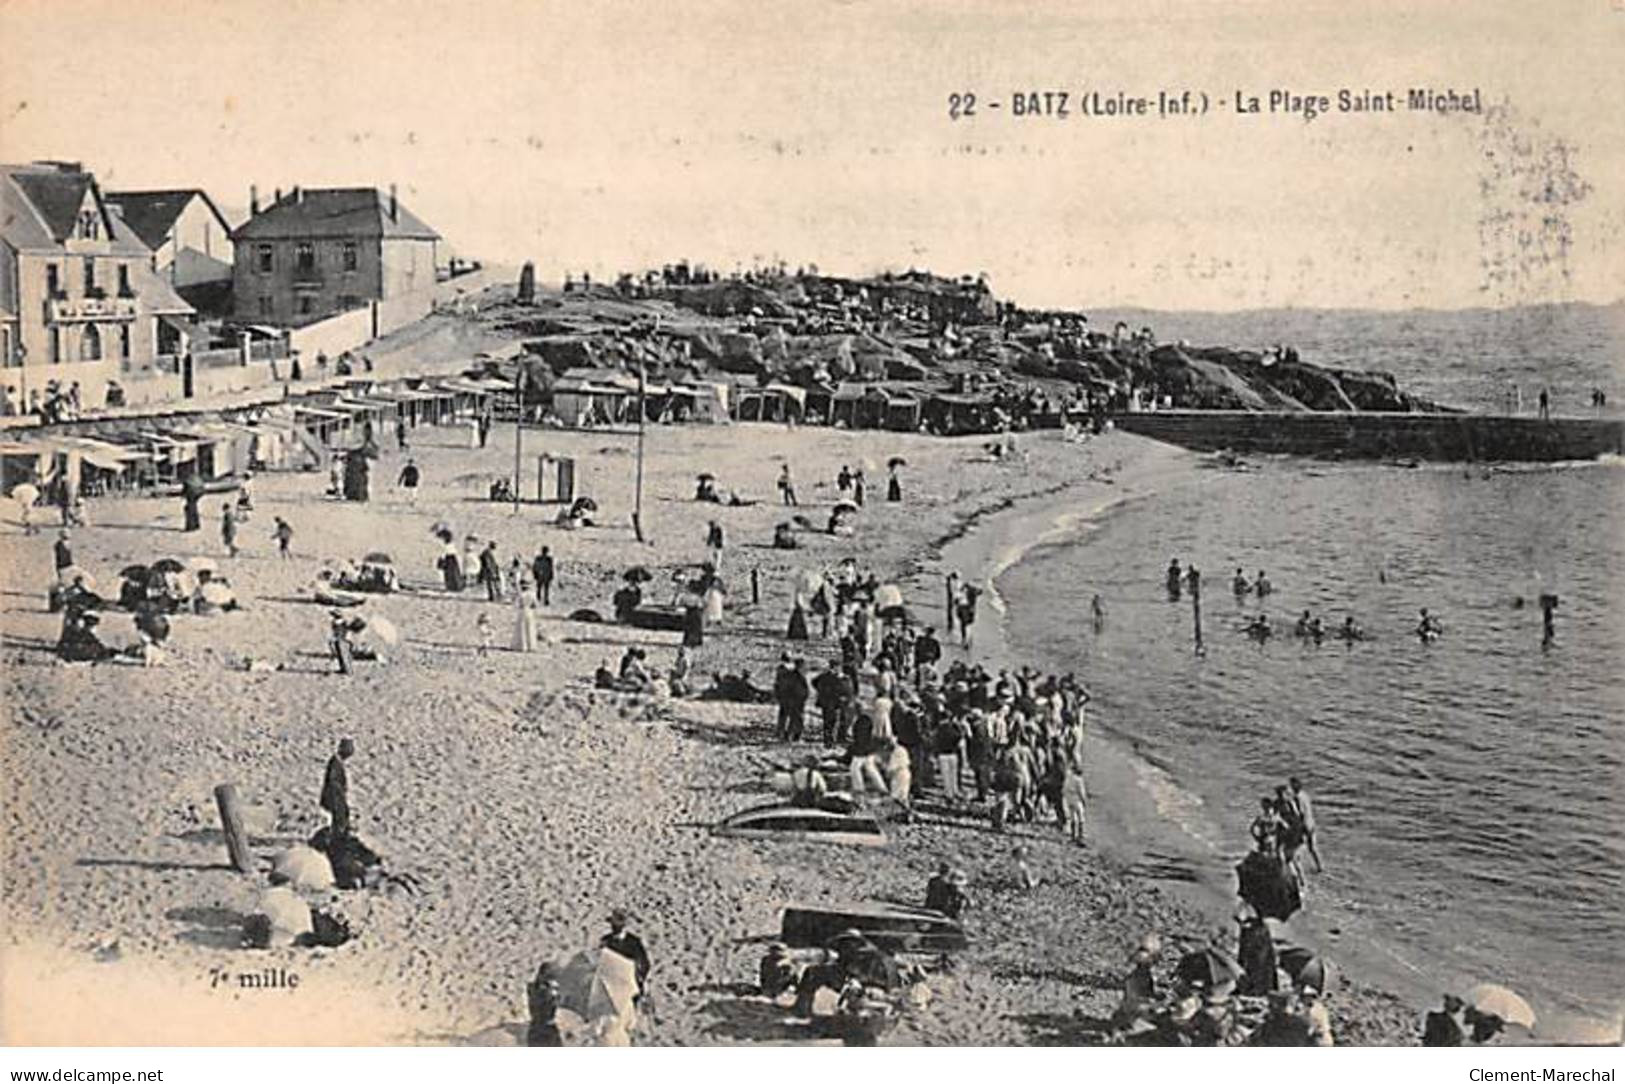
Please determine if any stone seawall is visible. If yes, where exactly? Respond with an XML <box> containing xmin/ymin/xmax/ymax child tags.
<box><xmin>1113</xmin><ymin>410</ymin><xmax>1624</xmax><ymax>462</ymax></box>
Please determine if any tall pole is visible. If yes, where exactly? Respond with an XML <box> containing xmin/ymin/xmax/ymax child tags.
<box><xmin>633</xmin><ymin>359</ymin><xmax>646</xmax><ymax>542</ymax></box>
<box><xmin>512</xmin><ymin>369</ymin><xmax>524</xmax><ymax>514</ymax></box>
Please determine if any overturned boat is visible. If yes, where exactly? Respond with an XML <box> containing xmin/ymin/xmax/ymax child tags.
<box><xmin>780</xmin><ymin>901</ymin><xmax>968</xmax><ymax>954</ymax></box>
<box><xmin>713</xmin><ymin>801</ymin><xmax>887</xmax><ymax>847</ymax></box>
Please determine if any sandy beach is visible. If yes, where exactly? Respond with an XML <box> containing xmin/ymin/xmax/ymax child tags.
<box><xmin>1</xmin><ymin>419</ymin><xmax>1419</xmax><ymax>1045</ymax></box>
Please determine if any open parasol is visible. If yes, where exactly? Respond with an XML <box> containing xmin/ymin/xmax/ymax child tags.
<box><xmin>696</xmin><ymin>472</ymin><xmax>716</xmax><ymax>482</ymax></box>
<box><xmin>831</xmin><ymin>501</ymin><xmax>859</xmax><ymax>517</ymax></box>
<box><xmin>362</xmin><ymin>552</ymin><xmax>393</xmax><ymax>565</ymax></box>
<box><xmin>199</xmin><ymin>581</ymin><xmax>235</xmax><ymax>606</ymax></box>
<box><xmin>555</xmin><ymin>948</ymin><xmax>640</xmax><ymax>1028</ymax></box>
<box><xmin>572</xmin><ymin>496</ymin><xmax>599</xmax><ymax>514</ymax></box>
<box><xmin>623</xmin><ymin>566</ymin><xmax>654</xmax><ymax>584</ymax></box>
<box><xmin>1466</xmin><ymin>983</ymin><xmax>1537</xmax><ymax>1031</ymax></box>
<box><xmin>134</xmin><ymin>608</ymin><xmax>171</xmax><ymax>643</ymax></box>
<box><xmin>1175</xmin><ymin>946</ymin><xmax>1241</xmax><ymax>990</ymax></box>
<box><xmin>887</xmin><ymin>456</ymin><xmax>907</xmax><ymax>469</ymax></box>
<box><xmin>152</xmin><ymin>558</ymin><xmax>186</xmax><ymax>574</ymax></box>
<box><xmin>9</xmin><ymin>482</ymin><xmax>39</xmax><ymax>507</ymax></box>
<box><xmin>874</xmin><ymin>583</ymin><xmax>904</xmax><ymax>610</ymax></box>
<box><xmin>363</xmin><ymin>615</ymin><xmax>400</xmax><ymax>646</ymax></box>
<box><xmin>1277</xmin><ymin>945</ymin><xmax>1334</xmax><ymax>992</ymax></box>
<box><xmin>120</xmin><ymin>564</ymin><xmax>152</xmax><ymax>582</ymax></box>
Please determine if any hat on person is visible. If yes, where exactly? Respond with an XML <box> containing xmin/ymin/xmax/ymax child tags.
<box><xmin>947</xmin><ymin>867</ymin><xmax>968</xmax><ymax>886</ymax></box>
<box><xmin>1441</xmin><ymin>993</ymin><xmax>1466</xmax><ymax>1013</ymax></box>
<box><xmin>608</xmin><ymin>907</ymin><xmax>630</xmax><ymax>925</ymax></box>
<box><xmin>1132</xmin><ymin>932</ymin><xmax>1163</xmax><ymax>962</ymax></box>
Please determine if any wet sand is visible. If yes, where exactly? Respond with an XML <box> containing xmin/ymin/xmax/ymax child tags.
<box><xmin>0</xmin><ymin>420</ymin><xmax>1417</xmax><ymax>1045</ymax></box>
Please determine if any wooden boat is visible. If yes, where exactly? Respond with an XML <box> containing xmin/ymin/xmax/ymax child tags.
<box><xmin>780</xmin><ymin>901</ymin><xmax>969</xmax><ymax>954</ymax></box>
<box><xmin>712</xmin><ymin>801</ymin><xmax>886</xmax><ymax>847</ymax></box>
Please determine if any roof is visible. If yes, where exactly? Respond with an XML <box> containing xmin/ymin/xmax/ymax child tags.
<box><xmin>232</xmin><ymin>187</ymin><xmax>440</xmax><ymax>242</ymax></box>
<box><xmin>1</xmin><ymin>163</ymin><xmax>149</xmax><ymax>255</ymax></box>
<box><xmin>103</xmin><ymin>189</ymin><xmax>234</xmax><ymax>250</ymax></box>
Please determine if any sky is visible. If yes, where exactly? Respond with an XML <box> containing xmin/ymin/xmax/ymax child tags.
<box><xmin>2</xmin><ymin>0</ymin><xmax>1622</xmax><ymax>311</ymax></box>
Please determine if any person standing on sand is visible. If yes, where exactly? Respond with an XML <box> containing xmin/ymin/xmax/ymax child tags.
<box><xmin>320</xmin><ymin>738</ymin><xmax>355</xmax><ymax>838</ymax></box>
<box><xmin>601</xmin><ymin>910</ymin><xmax>652</xmax><ymax>1004</ymax></box>
<box><xmin>1288</xmin><ymin>776</ymin><xmax>1323</xmax><ymax>872</ymax></box>
<box><xmin>778</xmin><ymin>463</ymin><xmax>798</xmax><ymax>506</ymax></box>
<box><xmin>272</xmin><ymin>517</ymin><xmax>294</xmax><ymax>559</ymax></box>
<box><xmin>221</xmin><ymin>504</ymin><xmax>238</xmax><ymax>557</ymax></box>
<box><xmin>478</xmin><ymin>542</ymin><xmax>502</xmax><ymax>602</ymax></box>
<box><xmin>532</xmin><ymin>546</ymin><xmax>554</xmax><ymax>605</ymax></box>
<box><xmin>887</xmin><ymin>464</ymin><xmax>902</xmax><ymax>502</ymax></box>
<box><xmin>397</xmin><ymin>458</ymin><xmax>420</xmax><ymax>504</ymax></box>
<box><xmin>395</xmin><ymin>418</ymin><xmax>409</xmax><ymax>452</ymax></box>
<box><xmin>853</xmin><ymin>469</ymin><xmax>866</xmax><ymax>507</ymax></box>
<box><xmin>944</xmin><ymin>571</ymin><xmax>960</xmax><ymax>635</ymax></box>
<box><xmin>513</xmin><ymin>588</ymin><xmax>538</xmax><ymax>652</ymax></box>
<box><xmin>329</xmin><ymin>611</ymin><xmax>357</xmax><ymax>675</ymax></box>
<box><xmin>53</xmin><ymin>529</ymin><xmax>74</xmax><ymax>583</ymax></box>
<box><xmin>957</xmin><ymin>585</ymin><xmax>981</xmax><ymax>647</ymax></box>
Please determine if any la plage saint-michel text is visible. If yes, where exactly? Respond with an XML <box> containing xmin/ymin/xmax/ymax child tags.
<box><xmin>947</xmin><ymin>86</ymin><xmax>1483</xmax><ymax>121</ymax></box>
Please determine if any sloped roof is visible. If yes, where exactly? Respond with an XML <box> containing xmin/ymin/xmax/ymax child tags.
<box><xmin>1</xmin><ymin>164</ymin><xmax>150</xmax><ymax>256</ymax></box>
<box><xmin>104</xmin><ymin>189</ymin><xmax>233</xmax><ymax>249</ymax></box>
<box><xmin>232</xmin><ymin>187</ymin><xmax>440</xmax><ymax>242</ymax></box>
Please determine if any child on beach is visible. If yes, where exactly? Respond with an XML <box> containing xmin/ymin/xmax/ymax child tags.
<box><xmin>476</xmin><ymin>612</ymin><xmax>494</xmax><ymax>656</ymax></box>
<box><xmin>272</xmin><ymin>517</ymin><xmax>293</xmax><ymax>558</ymax></box>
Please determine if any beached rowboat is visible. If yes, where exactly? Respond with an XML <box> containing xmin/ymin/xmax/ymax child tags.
<box><xmin>780</xmin><ymin>901</ymin><xmax>968</xmax><ymax>953</ymax></box>
<box><xmin>712</xmin><ymin>802</ymin><xmax>887</xmax><ymax>847</ymax></box>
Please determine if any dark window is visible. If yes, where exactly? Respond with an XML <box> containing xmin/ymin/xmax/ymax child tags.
<box><xmin>49</xmin><ymin>328</ymin><xmax>61</xmax><ymax>363</ymax></box>
<box><xmin>298</xmin><ymin>296</ymin><xmax>314</xmax><ymax>315</ymax></box>
<box><xmin>343</xmin><ymin>242</ymin><xmax>358</xmax><ymax>271</ymax></box>
<box><xmin>117</xmin><ymin>264</ymin><xmax>132</xmax><ymax>297</ymax></box>
<box><xmin>83</xmin><ymin>257</ymin><xmax>96</xmax><ymax>294</ymax></box>
<box><xmin>120</xmin><ymin>323</ymin><xmax>131</xmax><ymax>359</ymax></box>
<box><xmin>45</xmin><ymin>264</ymin><xmax>60</xmax><ymax>297</ymax></box>
<box><xmin>257</xmin><ymin>245</ymin><xmax>273</xmax><ymax>273</ymax></box>
<box><xmin>79</xmin><ymin>210</ymin><xmax>100</xmax><ymax>240</ymax></box>
<box><xmin>258</xmin><ymin>296</ymin><xmax>272</xmax><ymax>317</ymax></box>
<box><xmin>295</xmin><ymin>243</ymin><xmax>315</xmax><ymax>272</ymax></box>
<box><xmin>339</xmin><ymin>295</ymin><xmax>359</xmax><ymax>310</ymax></box>
<box><xmin>80</xmin><ymin>325</ymin><xmax>102</xmax><ymax>361</ymax></box>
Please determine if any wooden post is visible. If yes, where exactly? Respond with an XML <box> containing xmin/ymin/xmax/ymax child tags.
<box><xmin>213</xmin><ymin>783</ymin><xmax>254</xmax><ymax>873</ymax></box>
<box><xmin>632</xmin><ymin>360</ymin><xmax>647</xmax><ymax>543</ymax></box>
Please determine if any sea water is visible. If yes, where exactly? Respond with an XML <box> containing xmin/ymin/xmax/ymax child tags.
<box><xmin>997</xmin><ymin>304</ymin><xmax>1624</xmax><ymax>1028</ymax></box>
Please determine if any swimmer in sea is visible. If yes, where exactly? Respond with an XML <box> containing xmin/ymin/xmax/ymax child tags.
<box><xmin>1295</xmin><ymin>610</ymin><xmax>1314</xmax><ymax>638</ymax></box>
<box><xmin>1166</xmin><ymin>558</ymin><xmax>1183</xmax><ymax>601</ymax></box>
<box><xmin>1338</xmin><ymin>615</ymin><xmax>1364</xmax><ymax>643</ymax></box>
<box><xmin>1254</xmin><ymin>570</ymin><xmax>1273</xmax><ymax>597</ymax></box>
<box><xmin>1308</xmin><ymin>616</ymin><xmax>1325</xmax><ymax>644</ymax></box>
<box><xmin>1245</xmin><ymin>614</ymin><xmax>1273</xmax><ymax>642</ymax></box>
<box><xmin>1416</xmin><ymin>607</ymin><xmax>1443</xmax><ymax>642</ymax></box>
<box><xmin>1232</xmin><ymin>567</ymin><xmax>1250</xmax><ymax>598</ymax></box>
<box><xmin>1091</xmin><ymin>593</ymin><xmax>1106</xmax><ymax>631</ymax></box>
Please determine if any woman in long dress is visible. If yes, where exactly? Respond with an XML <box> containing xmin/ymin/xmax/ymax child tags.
<box><xmin>513</xmin><ymin>590</ymin><xmax>538</xmax><ymax>652</ymax></box>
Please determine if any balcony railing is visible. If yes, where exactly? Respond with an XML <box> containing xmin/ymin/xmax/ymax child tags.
<box><xmin>47</xmin><ymin>296</ymin><xmax>138</xmax><ymax>322</ymax></box>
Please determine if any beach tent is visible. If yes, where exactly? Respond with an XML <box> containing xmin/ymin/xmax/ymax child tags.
<box><xmin>669</xmin><ymin>382</ymin><xmax>729</xmax><ymax>424</ymax></box>
<box><xmin>552</xmin><ymin>378</ymin><xmax>630</xmax><ymax>427</ymax></box>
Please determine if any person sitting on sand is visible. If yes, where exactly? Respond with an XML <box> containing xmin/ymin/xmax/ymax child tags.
<box><xmin>1421</xmin><ymin>994</ymin><xmax>1468</xmax><ymax>1046</ymax></box>
<box><xmin>668</xmin><ymin>645</ymin><xmax>693</xmax><ymax>697</ymax></box>
<box><xmin>619</xmin><ymin>646</ymin><xmax>655</xmax><ymax>692</ymax></box>
<box><xmin>789</xmin><ymin>755</ymin><xmax>828</xmax><ymax>808</ymax></box>
<box><xmin>924</xmin><ymin>863</ymin><xmax>971</xmax><ymax>920</ymax></box>
<box><xmin>1113</xmin><ymin>933</ymin><xmax>1162</xmax><ymax>1034</ymax></box>
<box><xmin>526</xmin><ymin>964</ymin><xmax>563</xmax><ymax>1047</ymax></box>
<box><xmin>758</xmin><ymin>942</ymin><xmax>801</xmax><ymax>1000</ymax></box>
<box><xmin>56</xmin><ymin>609</ymin><xmax>113</xmax><ymax>664</ymax></box>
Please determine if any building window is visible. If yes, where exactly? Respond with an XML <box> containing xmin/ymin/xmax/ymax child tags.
<box><xmin>80</xmin><ymin>325</ymin><xmax>102</xmax><ymax>361</ymax></box>
<box><xmin>257</xmin><ymin>245</ymin><xmax>273</xmax><ymax>273</ymax></box>
<box><xmin>45</xmin><ymin>264</ymin><xmax>61</xmax><ymax>298</ymax></box>
<box><xmin>298</xmin><ymin>296</ymin><xmax>314</xmax><ymax>315</ymax></box>
<box><xmin>79</xmin><ymin>210</ymin><xmax>100</xmax><ymax>240</ymax></box>
<box><xmin>117</xmin><ymin>264</ymin><xmax>133</xmax><ymax>297</ymax></box>
<box><xmin>83</xmin><ymin>257</ymin><xmax>97</xmax><ymax>295</ymax></box>
<box><xmin>49</xmin><ymin>328</ymin><xmax>62</xmax><ymax>364</ymax></box>
<box><xmin>295</xmin><ymin>242</ymin><xmax>315</xmax><ymax>273</ymax></box>
<box><xmin>339</xmin><ymin>295</ymin><xmax>359</xmax><ymax>311</ymax></box>
<box><xmin>343</xmin><ymin>242</ymin><xmax>358</xmax><ymax>271</ymax></box>
<box><xmin>258</xmin><ymin>296</ymin><xmax>272</xmax><ymax>317</ymax></box>
<box><xmin>120</xmin><ymin>323</ymin><xmax>131</xmax><ymax>359</ymax></box>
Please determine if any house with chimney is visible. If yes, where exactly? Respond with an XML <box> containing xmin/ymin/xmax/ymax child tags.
<box><xmin>230</xmin><ymin>185</ymin><xmax>440</xmax><ymax>327</ymax></box>
<box><xmin>103</xmin><ymin>188</ymin><xmax>235</xmax><ymax>310</ymax></box>
<box><xmin>1</xmin><ymin>161</ymin><xmax>194</xmax><ymax>411</ymax></box>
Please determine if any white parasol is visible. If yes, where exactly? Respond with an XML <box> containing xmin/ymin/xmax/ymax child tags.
<box><xmin>874</xmin><ymin>583</ymin><xmax>904</xmax><ymax>610</ymax></box>
<box><xmin>9</xmin><ymin>482</ymin><xmax>39</xmax><ymax>507</ymax></box>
